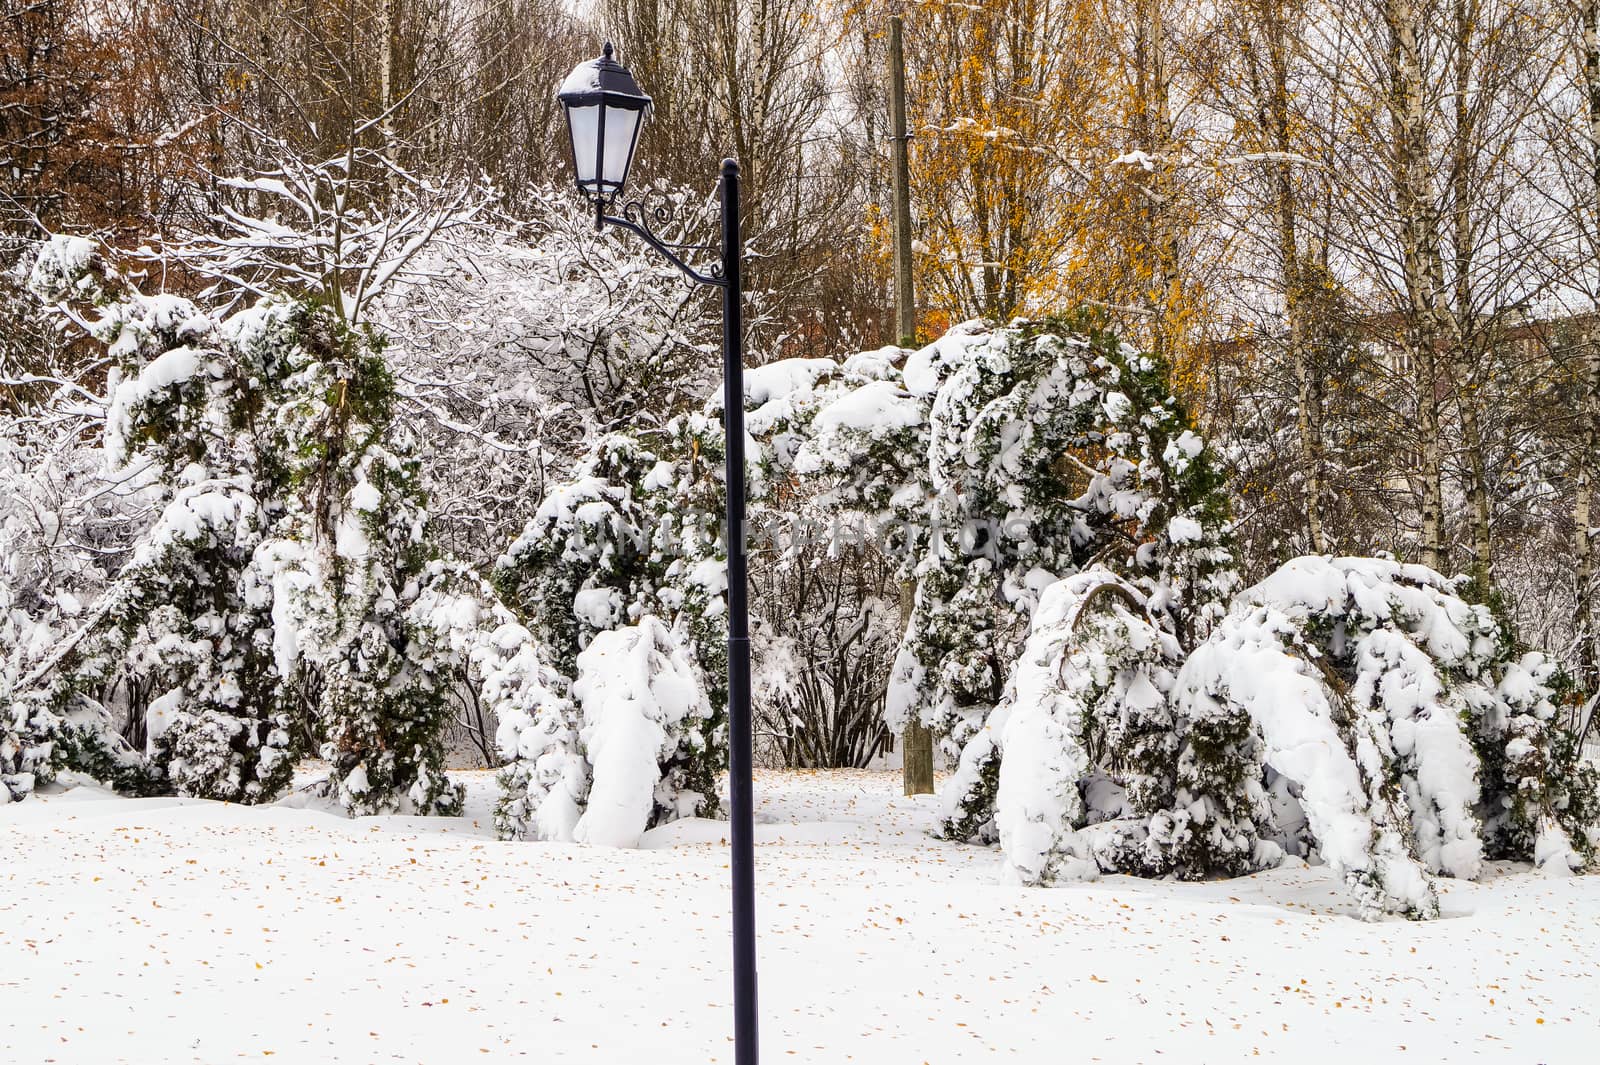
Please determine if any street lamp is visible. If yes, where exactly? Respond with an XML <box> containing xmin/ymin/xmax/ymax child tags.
<box><xmin>558</xmin><ymin>41</ymin><xmax>759</xmax><ymax>1065</ymax></box>
<box><xmin>556</xmin><ymin>41</ymin><xmax>650</xmax><ymax>213</ymax></box>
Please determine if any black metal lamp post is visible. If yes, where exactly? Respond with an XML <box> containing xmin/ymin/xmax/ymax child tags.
<box><xmin>559</xmin><ymin>42</ymin><xmax>759</xmax><ymax>1065</ymax></box>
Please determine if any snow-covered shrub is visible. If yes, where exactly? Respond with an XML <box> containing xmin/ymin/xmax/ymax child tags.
<box><xmin>1485</xmin><ymin>653</ymin><xmax>1599</xmax><ymax>874</ymax></box>
<box><xmin>739</xmin><ymin>354</ymin><xmax>908</xmax><ymax>769</ymax></box>
<box><xmin>231</xmin><ymin>301</ymin><xmax>467</xmax><ymax>816</ymax></box>
<box><xmin>1145</xmin><ymin>642</ymin><xmax>1276</xmax><ymax>881</ymax></box>
<box><xmin>495</xmin><ymin>434</ymin><xmax>660</xmax><ymax>673</ymax></box>
<box><xmin>3</xmin><ymin>524</ymin><xmax>144</xmax><ymax>806</ymax></box>
<box><xmin>492</xmin><ymin>693</ymin><xmax>586</xmax><ymax>842</ymax></box>
<box><xmin>404</xmin><ymin>559</ymin><xmax>576</xmax><ymax>835</ymax></box>
<box><xmin>750</xmin><ymin>547</ymin><xmax>902</xmax><ymax>769</ymax></box>
<box><xmin>0</xmin><ymin>278</ymin><xmax>155</xmax><ymax>802</ymax></box>
<box><xmin>492</xmin><ymin>418</ymin><xmax>729</xmax><ymax>840</ymax></box>
<box><xmin>1</xmin><ymin>688</ymin><xmax>140</xmax><ymax>802</ymax></box>
<box><xmin>1171</xmin><ymin>556</ymin><xmax>1599</xmax><ymax>918</ymax></box>
<box><xmin>7</xmin><ymin>235</ymin><xmax>499</xmax><ymax>814</ymax></box>
<box><xmin>568</xmin><ymin>617</ymin><xmax>715</xmax><ymax>847</ymax></box>
<box><xmin>13</xmin><ymin>239</ymin><xmax>297</xmax><ymax>802</ymax></box>
<box><xmin>121</xmin><ymin>478</ymin><xmax>294</xmax><ymax>802</ymax></box>
<box><xmin>955</xmin><ymin>551</ymin><xmax>1597</xmax><ymax>919</ymax></box>
<box><xmin>0</xmin><ymin>695</ymin><xmax>52</xmax><ymax>801</ymax></box>
<box><xmin>773</xmin><ymin>315</ymin><xmax>1237</xmax><ymax>839</ymax></box>
<box><xmin>762</xmin><ymin>316</ymin><xmax>1596</xmax><ymax>917</ymax></box>
<box><xmin>161</xmin><ymin>140</ymin><xmax>493</xmax><ymax>329</ymax></box>
<box><xmin>969</xmin><ymin>570</ymin><xmax>1185</xmax><ymax>880</ymax></box>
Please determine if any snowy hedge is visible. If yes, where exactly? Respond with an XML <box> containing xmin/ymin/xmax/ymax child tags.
<box><xmin>981</xmin><ymin>569</ymin><xmax>1189</xmax><ymax>883</ymax></box>
<box><xmin>8</xmin><ymin>238</ymin><xmax>1595</xmax><ymax>917</ymax></box>
<box><xmin>755</xmin><ymin>317</ymin><xmax>1597</xmax><ymax>919</ymax></box>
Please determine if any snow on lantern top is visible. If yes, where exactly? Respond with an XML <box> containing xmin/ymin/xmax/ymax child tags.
<box><xmin>557</xmin><ymin>42</ymin><xmax>653</xmax><ymax>206</ymax></box>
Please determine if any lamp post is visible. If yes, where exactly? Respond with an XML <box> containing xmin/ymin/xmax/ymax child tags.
<box><xmin>559</xmin><ymin>42</ymin><xmax>759</xmax><ymax>1065</ymax></box>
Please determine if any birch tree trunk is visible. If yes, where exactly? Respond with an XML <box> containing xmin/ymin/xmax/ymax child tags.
<box><xmin>1385</xmin><ymin>0</ymin><xmax>1448</xmax><ymax>572</ymax></box>
<box><xmin>1260</xmin><ymin>1</ymin><xmax>1328</xmax><ymax>553</ymax></box>
<box><xmin>1449</xmin><ymin>0</ymin><xmax>1494</xmax><ymax>584</ymax></box>
<box><xmin>1575</xmin><ymin>0</ymin><xmax>1600</xmax><ymax>689</ymax></box>
<box><xmin>1576</xmin><ymin>326</ymin><xmax>1600</xmax><ymax>691</ymax></box>
<box><xmin>1226</xmin><ymin>0</ymin><xmax>1329</xmax><ymax>553</ymax></box>
<box><xmin>1134</xmin><ymin>0</ymin><xmax>1182</xmax><ymax>365</ymax></box>
<box><xmin>380</xmin><ymin>0</ymin><xmax>398</xmax><ymax>198</ymax></box>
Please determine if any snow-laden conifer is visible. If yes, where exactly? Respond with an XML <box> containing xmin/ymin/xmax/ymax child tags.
<box><xmin>1490</xmin><ymin>654</ymin><xmax>1600</xmax><ymax>875</ymax></box>
<box><xmin>1173</xmin><ymin>556</ymin><xmax>1600</xmax><ymax>918</ymax></box>
<box><xmin>779</xmin><ymin>316</ymin><xmax>1238</xmax><ymax>841</ymax></box>
<box><xmin>405</xmin><ymin>559</ymin><xmax>579</xmax><ymax>839</ymax></box>
<box><xmin>493</xmin><ymin>417</ymin><xmax>728</xmax><ymax>841</ymax></box>
<box><xmin>7</xmin><ymin>235</ymin><xmax>506</xmax><ymax>813</ymax></box>
<box><xmin>976</xmin><ymin>570</ymin><xmax>1184</xmax><ymax>881</ymax></box>
<box><xmin>569</xmin><ymin>617</ymin><xmax>714</xmax><ymax>847</ymax></box>
<box><xmin>16</xmin><ymin>238</ymin><xmax>293</xmax><ymax>801</ymax></box>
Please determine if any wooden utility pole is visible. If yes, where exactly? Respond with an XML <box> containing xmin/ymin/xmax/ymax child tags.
<box><xmin>890</xmin><ymin>15</ymin><xmax>917</xmax><ymax>348</ymax></box>
<box><xmin>890</xmin><ymin>14</ymin><xmax>934</xmax><ymax>797</ymax></box>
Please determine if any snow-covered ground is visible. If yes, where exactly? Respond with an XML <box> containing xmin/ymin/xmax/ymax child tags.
<box><xmin>3</xmin><ymin>769</ymin><xmax>1596</xmax><ymax>1064</ymax></box>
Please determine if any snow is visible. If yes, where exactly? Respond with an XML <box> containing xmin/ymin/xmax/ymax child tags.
<box><xmin>144</xmin><ymin>345</ymin><xmax>203</xmax><ymax>391</ymax></box>
<box><xmin>840</xmin><ymin>345</ymin><xmax>901</xmax><ymax>379</ymax></box>
<box><xmin>573</xmin><ymin>586</ymin><xmax>623</xmax><ymax>630</ymax></box>
<box><xmin>744</xmin><ymin>358</ymin><xmax>838</xmax><ymax>407</ymax></box>
<box><xmin>807</xmin><ymin>379</ymin><xmax>922</xmax><ymax>435</ymax></box>
<box><xmin>559</xmin><ymin>58</ymin><xmax>604</xmax><ymax>96</ymax></box>
<box><xmin>901</xmin><ymin>320</ymin><xmax>992</xmax><ymax>396</ymax></box>
<box><xmin>991</xmin><ymin>576</ymin><xmax>1100</xmax><ymax>884</ymax></box>
<box><xmin>1167</xmin><ymin>514</ymin><xmax>1204</xmax><ymax>543</ymax></box>
<box><xmin>741</xmin><ymin>357</ymin><xmax>839</xmax><ymax>437</ymax></box>
<box><xmin>348</xmin><ymin>477</ymin><xmax>382</xmax><ymax>512</ymax></box>
<box><xmin>258</xmin><ymin>540</ymin><xmax>312</xmax><ymax>681</ymax></box>
<box><xmin>334</xmin><ymin>506</ymin><xmax>371</xmax><ymax>559</ymax></box>
<box><xmin>1534</xmin><ymin>817</ymin><xmax>1583</xmax><ymax>877</ymax></box>
<box><xmin>1162</xmin><ymin>428</ymin><xmax>1205</xmax><ymax>473</ymax></box>
<box><xmin>25</xmin><ymin>234</ymin><xmax>98</xmax><ymax>305</ymax></box>
<box><xmin>3</xmin><ymin>769</ymin><xmax>1598</xmax><ymax>1063</ymax></box>
<box><xmin>883</xmin><ymin>639</ymin><xmax>926</xmax><ymax>733</ymax></box>
<box><xmin>142</xmin><ymin>688</ymin><xmax>183</xmax><ymax>752</ymax></box>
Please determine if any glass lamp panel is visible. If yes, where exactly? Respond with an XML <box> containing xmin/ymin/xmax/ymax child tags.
<box><xmin>601</xmin><ymin>104</ymin><xmax>644</xmax><ymax>189</ymax></box>
<box><xmin>566</xmin><ymin>104</ymin><xmax>601</xmax><ymax>189</ymax></box>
